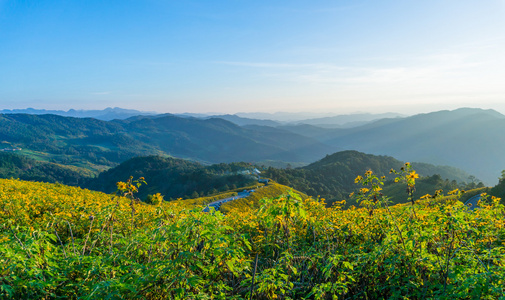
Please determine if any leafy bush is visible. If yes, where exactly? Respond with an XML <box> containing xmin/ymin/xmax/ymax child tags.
<box><xmin>1</xmin><ymin>168</ymin><xmax>504</xmax><ymax>299</ymax></box>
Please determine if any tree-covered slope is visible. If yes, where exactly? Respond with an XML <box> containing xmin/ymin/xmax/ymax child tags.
<box><xmin>316</xmin><ymin>108</ymin><xmax>505</xmax><ymax>184</ymax></box>
<box><xmin>84</xmin><ymin>156</ymin><xmax>259</xmax><ymax>200</ymax></box>
<box><xmin>261</xmin><ymin>150</ymin><xmax>476</xmax><ymax>206</ymax></box>
<box><xmin>120</xmin><ymin>115</ymin><xmax>333</xmax><ymax>163</ymax></box>
<box><xmin>0</xmin><ymin>152</ymin><xmax>91</xmax><ymax>185</ymax></box>
<box><xmin>0</xmin><ymin>113</ymin><xmax>334</xmax><ymax>172</ymax></box>
<box><xmin>0</xmin><ymin>113</ymin><xmax>158</xmax><ymax>170</ymax></box>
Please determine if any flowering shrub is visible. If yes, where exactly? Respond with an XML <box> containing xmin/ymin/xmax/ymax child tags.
<box><xmin>0</xmin><ymin>168</ymin><xmax>504</xmax><ymax>299</ymax></box>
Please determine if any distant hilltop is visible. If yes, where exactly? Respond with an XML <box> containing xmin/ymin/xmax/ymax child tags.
<box><xmin>0</xmin><ymin>107</ymin><xmax>157</xmax><ymax>121</ymax></box>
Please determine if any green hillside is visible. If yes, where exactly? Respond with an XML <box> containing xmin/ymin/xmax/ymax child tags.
<box><xmin>261</xmin><ymin>150</ymin><xmax>477</xmax><ymax>206</ymax></box>
<box><xmin>121</xmin><ymin>115</ymin><xmax>332</xmax><ymax>163</ymax></box>
<box><xmin>0</xmin><ymin>113</ymin><xmax>333</xmax><ymax>172</ymax></box>
<box><xmin>0</xmin><ymin>113</ymin><xmax>158</xmax><ymax>171</ymax></box>
<box><xmin>0</xmin><ymin>152</ymin><xmax>92</xmax><ymax>185</ymax></box>
<box><xmin>84</xmin><ymin>156</ymin><xmax>259</xmax><ymax>200</ymax></box>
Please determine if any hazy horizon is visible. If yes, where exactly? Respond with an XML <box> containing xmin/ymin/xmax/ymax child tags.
<box><xmin>2</xmin><ymin>106</ymin><xmax>503</xmax><ymax>120</ymax></box>
<box><xmin>2</xmin><ymin>1</ymin><xmax>505</xmax><ymax>114</ymax></box>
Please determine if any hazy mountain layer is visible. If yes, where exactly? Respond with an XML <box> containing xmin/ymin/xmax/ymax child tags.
<box><xmin>0</xmin><ymin>113</ymin><xmax>334</xmax><ymax>171</ymax></box>
<box><xmin>204</xmin><ymin>114</ymin><xmax>281</xmax><ymax>127</ymax></box>
<box><xmin>286</xmin><ymin>112</ymin><xmax>405</xmax><ymax>128</ymax></box>
<box><xmin>285</xmin><ymin>108</ymin><xmax>505</xmax><ymax>184</ymax></box>
<box><xmin>2</xmin><ymin>107</ymin><xmax>502</xmax><ymax>185</ymax></box>
<box><xmin>0</xmin><ymin>107</ymin><xmax>156</xmax><ymax>120</ymax></box>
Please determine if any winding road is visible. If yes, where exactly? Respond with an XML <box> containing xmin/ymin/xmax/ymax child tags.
<box><xmin>202</xmin><ymin>189</ymin><xmax>255</xmax><ymax>212</ymax></box>
<box><xmin>464</xmin><ymin>194</ymin><xmax>481</xmax><ymax>211</ymax></box>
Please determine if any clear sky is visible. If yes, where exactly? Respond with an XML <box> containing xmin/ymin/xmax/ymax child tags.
<box><xmin>1</xmin><ymin>0</ymin><xmax>505</xmax><ymax>115</ymax></box>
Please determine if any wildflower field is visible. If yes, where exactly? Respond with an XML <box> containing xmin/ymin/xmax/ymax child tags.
<box><xmin>1</xmin><ymin>165</ymin><xmax>505</xmax><ymax>299</ymax></box>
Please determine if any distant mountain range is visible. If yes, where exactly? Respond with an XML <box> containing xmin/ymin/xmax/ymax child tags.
<box><xmin>203</xmin><ymin>114</ymin><xmax>281</xmax><ymax>127</ymax></box>
<box><xmin>286</xmin><ymin>112</ymin><xmax>406</xmax><ymax>128</ymax></box>
<box><xmin>0</xmin><ymin>107</ymin><xmax>156</xmax><ymax>121</ymax></box>
<box><xmin>2</xmin><ymin>108</ymin><xmax>405</xmax><ymax>128</ymax></box>
<box><xmin>234</xmin><ymin>111</ymin><xmax>405</xmax><ymax>123</ymax></box>
<box><xmin>0</xmin><ymin>113</ymin><xmax>334</xmax><ymax>173</ymax></box>
<box><xmin>1</xmin><ymin>107</ymin><xmax>503</xmax><ymax>185</ymax></box>
<box><xmin>283</xmin><ymin>108</ymin><xmax>504</xmax><ymax>184</ymax></box>
<box><xmin>198</xmin><ymin>112</ymin><xmax>404</xmax><ymax>128</ymax></box>
<box><xmin>223</xmin><ymin>107</ymin><xmax>505</xmax><ymax>184</ymax></box>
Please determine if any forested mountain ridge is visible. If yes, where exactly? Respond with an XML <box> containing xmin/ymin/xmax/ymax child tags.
<box><xmin>262</xmin><ymin>150</ymin><xmax>477</xmax><ymax>206</ymax></box>
<box><xmin>0</xmin><ymin>113</ymin><xmax>155</xmax><ymax>170</ymax></box>
<box><xmin>203</xmin><ymin>114</ymin><xmax>281</xmax><ymax>127</ymax></box>
<box><xmin>0</xmin><ymin>152</ymin><xmax>89</xmax><ymax>186</ymax></box>
<box><xmin>0</xmin><ymin>113</ymin><xmax>334</xmax><ymax>172</ymax></box>
<box><xmin>0</xmin><ymin>107</ymin><xmax>156</xmax><ymax>120</ymax></box>
<box><xmin>284</xmin><ymin>108</ymin><xmax>505</xmax><ymax>184</ymax></box>
<box><xmin>84</xmin><ymin>156</ymin><xmax>259</xmax><ymax>200</ymax></box>
<box><xmin>118</xmin><ymin>114</ymin><xmax>333</xmax><ymax>163</ymax></box>
<box><xmin>2</xmin><ymin>107</ymin><xmax>503</xmax><ymax>187</ymax></box>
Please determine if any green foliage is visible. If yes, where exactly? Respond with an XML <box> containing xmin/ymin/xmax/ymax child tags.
<box><xmin>220</xmin><ymin>182</ymin><xmax>308</xmax><ymax>213</ymax></box>
<box><xmin>0</xmin><ymin>171</ymin><xmax>504</xmax><ymax>299</ymax></box>
<box><xmin>146</xmin><ymin>193</ymin><xmax>164</xmax><ymax>205</ymax></box>
<box><xmin>0</xmin><ymin>152</ymin><xmax>91</xmax><ymax>185</ymax></box>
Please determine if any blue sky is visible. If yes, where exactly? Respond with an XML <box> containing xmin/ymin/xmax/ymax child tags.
<box><xmin>1</xmin><ymin>0</ymin><xmax>505</xmax><ymax>114</ymax></box>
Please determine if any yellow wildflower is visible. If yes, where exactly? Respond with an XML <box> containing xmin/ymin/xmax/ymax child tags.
<box><xmin>408</xmin><ymin>171</ymin><xmax>419</xmax><ymax>179</ymax></box>
<box><xmin>447</xmin><ymin>189</ymin><xmax>459</xmax><ymax>195</ymax></box>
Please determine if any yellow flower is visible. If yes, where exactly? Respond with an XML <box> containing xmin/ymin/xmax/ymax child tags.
<box><xmin>408</xmin><ymin>171</ymin><xmax>419</xmax><ymax>179</ymax></box>
<box><xmin>116</xmin><ymin>182</ymin><xmax>127</xmax><ymax>191</ymax></box>
<box><xmin>360</xmin><ymin>188</ymin><xmax>369</xmax><ymax>194</ymax></box>
<box><xmin>354</xmin><ymin>175</ymin><xmax>363</xmax><ymax>183</ymax></box>
<box><xmin>447</xmin><ymin>189</ymin><xmax>459</xmax><ymax>195</ymax></box>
